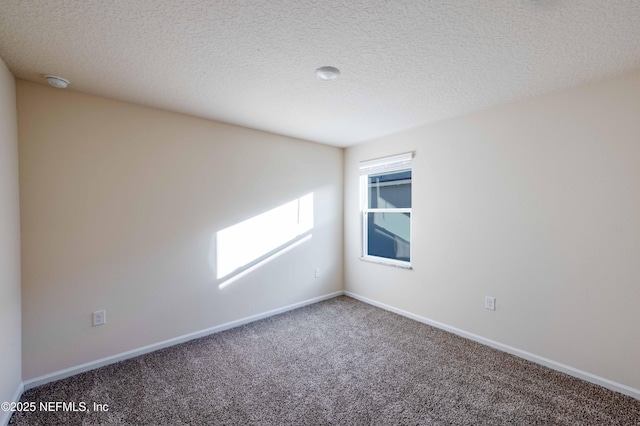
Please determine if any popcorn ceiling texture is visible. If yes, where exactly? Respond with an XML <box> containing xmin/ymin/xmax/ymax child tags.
<box><xmin>1</xmin><ymin>1</ymin><xmax>640</xmax><ymax>146</ymax></box>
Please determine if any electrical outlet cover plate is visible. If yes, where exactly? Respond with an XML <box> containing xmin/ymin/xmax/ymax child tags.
<box><xmin>485</xmin><ymin>297</ymin><xmax>496</xmax><ymax>311</ymax></box>
<box><xmin>93</xmin><ymin>310</ymin><xmax>106</xmax><ymax>326</ymax></box>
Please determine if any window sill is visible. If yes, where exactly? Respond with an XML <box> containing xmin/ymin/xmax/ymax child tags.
<box><xmin>359</xmin><ymin>256</ymin><xmax>412</xmax><ymax>270</ymax></box>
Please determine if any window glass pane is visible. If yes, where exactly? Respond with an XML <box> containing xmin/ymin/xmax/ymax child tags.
<box><xmin>367</xmin><ymin>212</ymin><xmax>410</xmax><ymax>262</ymax></box>
<box><xmin>368</xmin><ymin>170</ymin><xmax>411</xmax><ymax>209</ymax></box>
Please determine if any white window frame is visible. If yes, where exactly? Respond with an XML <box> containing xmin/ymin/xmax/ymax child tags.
<box><xmin>359</xmin><ymin>152</ymin><xmax>413</xmax><ymax>268</ymax></box>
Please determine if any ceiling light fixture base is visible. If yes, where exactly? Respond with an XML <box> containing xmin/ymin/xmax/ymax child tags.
<box><xmin>315</xmin><ymin>66</ymin><xmax>340</xmax><ymax>81</ymax></box>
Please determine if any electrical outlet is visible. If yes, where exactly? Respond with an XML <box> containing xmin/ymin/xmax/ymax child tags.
<box><xmin>315</xmin><ymin>268</ymin><xmax>320</xmax><ymax>278</ymax></box>
<box><xmin>93</xmin><ymin>310</ymin><xmax>106</xmax><ymax>326</ymax></box>
<box><xmin>485</xmin><ymin>297</ymin><xmax>496</xmax><ymax>311</ymax></box>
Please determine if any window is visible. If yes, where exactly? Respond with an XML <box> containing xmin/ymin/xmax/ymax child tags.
<box><xmin>359</xmin><ymin>153</ymin><xmax>412</xmax><ymax>267</ymax></box>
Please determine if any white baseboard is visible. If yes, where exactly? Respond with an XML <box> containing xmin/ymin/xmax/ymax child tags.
<box><xmin>23</xmin><ymin>291</ymin><xmax>345</xmax><ymax>391</ymax></box>
<box><xmin>22</xmin><ymin>289</ymin><xmax>638</xmax><ymax>401</ymax></box>
<box><xmin>1</xmin><ymin>381</ymin><xmax>24</xmax><ymax>426</ymax></box>
<box><xmin>345</xmin><ymin>291</ymin><xmax>640</xmax><ymax>401</ymax></box>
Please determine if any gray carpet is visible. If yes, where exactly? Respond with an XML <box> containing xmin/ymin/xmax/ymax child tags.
<box><xmin>9</xmin><ymin>296</ymin><xmax>640</xmax><ymax>425</ymax></box>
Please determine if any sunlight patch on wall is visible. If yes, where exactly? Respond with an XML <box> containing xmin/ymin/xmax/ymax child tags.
<box><xmin>215</xmin><ymin>193</ymin><xmax>314</xmax><ymax>288</ymax></box>
<box><xmin>217</xmin><ymin>234</ymin><xmax>312</xmax><ymax>289</ymax></box>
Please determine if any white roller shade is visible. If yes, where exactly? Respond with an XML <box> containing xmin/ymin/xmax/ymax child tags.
<box><xmin>359</xmin><ymin>152</ymin><xmax>413</xmax><ymax>175</ymax></box>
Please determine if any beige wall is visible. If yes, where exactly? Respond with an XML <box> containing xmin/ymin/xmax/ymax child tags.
<box><xmin>13</xmin><ymin>63</ymin><xmax>640</xmax><ymax>393</ymax></box>
<box><xmin>0</xmin><ymin>57</ymin><xmax>21</xmax><ymax>421</ymax></box>
<box><xmin>345</xmin><ymin>70</ymin><xmax>640</xmax><ymax>391</ymax></box>
<box><xmin>18</xmin><ymin>80</ymin><xmax>343</xmax><ymax>380</ymax></box>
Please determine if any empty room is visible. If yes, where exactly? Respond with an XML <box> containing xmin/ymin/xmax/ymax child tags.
<box><xmin>1</xmin><ymin>1</ymin><xmax>639</xmax><ymax>425</ymax></box>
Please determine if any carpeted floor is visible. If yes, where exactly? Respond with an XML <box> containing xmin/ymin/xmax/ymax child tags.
<box><xmin>9</xmin><ymin>296</ymin><xmax>640</xmax><ymax>425</ymax></box>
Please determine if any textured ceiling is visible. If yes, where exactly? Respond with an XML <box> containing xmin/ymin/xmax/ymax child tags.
<box><xmin>1</xmin><ymin>1</ymin><xmax>640</xmax><ymax>147</ymax></box>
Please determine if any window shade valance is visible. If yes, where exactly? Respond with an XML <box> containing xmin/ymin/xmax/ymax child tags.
<box><xmin>358</xmin><ymin>152</ymin><xmax>413</xmax><ymax>176</ymax></box>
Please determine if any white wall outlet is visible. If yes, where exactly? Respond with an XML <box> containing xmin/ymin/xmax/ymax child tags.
<box><xmin>93</xmin><ymin>310</ymin><xmax>106</xmax><ymax>326</ymax></box>
<box><xmin>315</xmin><ymin>268</ymin><xmax>320</xmax><ymax>278</ymax></box>
<box><xmin>485</xmin><ymin>296</ymin><xmax>496</xmax><ymax>311</ymax></box>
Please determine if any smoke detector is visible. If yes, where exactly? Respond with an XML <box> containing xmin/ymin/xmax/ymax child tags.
<box><xmin>44</xmin><ymin>75</ymin><xmax>70</xmax><ymax>89</ymax></box>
